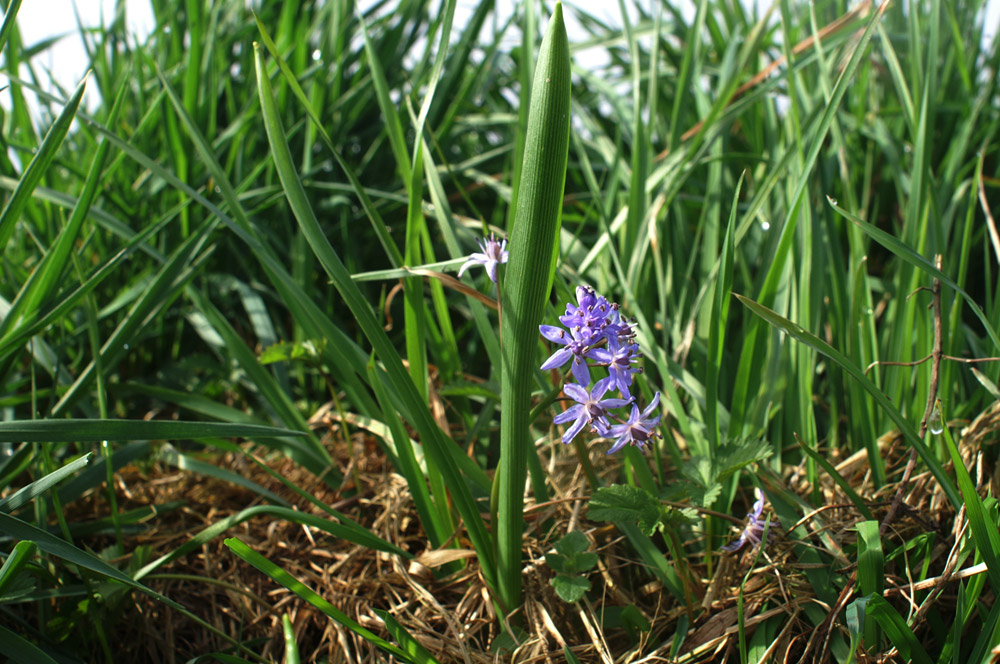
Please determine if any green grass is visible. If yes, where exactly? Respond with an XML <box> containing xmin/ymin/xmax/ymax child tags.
<box><xmin>1</xmin><ymin>0</ymin><xmax>999</xmax><ymax>661</ymax></box>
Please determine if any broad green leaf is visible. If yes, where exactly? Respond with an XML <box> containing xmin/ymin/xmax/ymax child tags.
<box><xmin>550</xmin><ymin>574</ymin><xmax>590</xmax><ymax>603</ymax></box>
<box><xmin>587</xmin><ymin>484</ymin><xmax>661</xmax><ymax>536</ymax></box>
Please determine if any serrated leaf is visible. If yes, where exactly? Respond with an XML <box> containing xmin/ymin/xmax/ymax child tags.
<box><xmin>554</xmin><ymin>531</ymin><xmax>590</xmax><ymax>557</ymax></box>
<box><xmin>681</xmin><ymin>456</ymin><xmax>713</xmax><ymax>486</ymax></box>
<box><xmin>575</xmin><ymin>552</ymin><xmax>598</xmax><ymax>572</ymax></box>
<box><xmin>550</xmin><ymin>574</ymin><xmax>590</xmax><ymax>603</ymax></box>
<box><xmin>668</xmin><ymin>480</ymin><xmax>723</xmax><ymax>509</ymax></box>
<box><xmin>713</xmin><ymin>438</ymin><xmax>772</xmax><ymax>482</ymax></box>
<box><xmin>544</xmin><ymin>552</ymin><xmax>568</xmax><ymax>574</ymax></box>
<box><xmin>588</xmin><ymin>484</ymin><xmax>661</xmax><ymax>535</ymax></box>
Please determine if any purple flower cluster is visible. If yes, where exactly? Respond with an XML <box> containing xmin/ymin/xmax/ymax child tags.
<box><xmin>540</xmin><ymin>285</ymin><xmax>661</xmax><ymax>454</ymax></box>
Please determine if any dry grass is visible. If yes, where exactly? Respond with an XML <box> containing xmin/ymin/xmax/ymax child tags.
<box><xmin>55</xmin><ymin>400</ymin><xmax>1000</xmax><ymax>663</ymax></box>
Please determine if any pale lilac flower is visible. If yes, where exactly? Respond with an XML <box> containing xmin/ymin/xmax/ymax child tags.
<box><xmin>553</xmin><ymin>382</ymin><xmax>631</xmax><ymax>444</ymax></box>
<box><xmin>722</xmin><ymin>488</ymin><xmax>779</xmax><ymax>553</ymax></box>
<box><xmin>605</xmin><ymin>392</ymin><xmax>661</xmax><ymax>454</ymax></box>
<box><xmin>540</xmin><ymin>325</ymin><xmax>594</xmax><ymax>386</ymax></box>
<box><xmin>588</xmin><ymin>333</ymin><xmax>642</xmax><ymax>399</ymax></box>
<box><xmin>458</xmin><ymin>233</ymin><xmax>508</xmax><ymax>283</ymax></box>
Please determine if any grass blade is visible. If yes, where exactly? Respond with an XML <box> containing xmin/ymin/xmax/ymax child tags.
<box><xmin>0</xmin><ymin>419</ymin><xmax>306</xmax><ymax>443</ymax></box>
<box><xmin>829</xmin><ymin>197</ymin><xmax>1000</xmax><ymax>352</ymax></box>
<box><xmin>0</xmin><ymin>625</ymin><xmax>61</xmax><ymax>664</ymax></box>
<box><xmin>224</xmin><ymin>537</ymin><xmax>419</xmax><ymax>663</ymax></box>
<box><xmin>734</xmin><ymin>294</ymin><xmax>961</xmax><ymax>510</ymax></box>
<box><xmin>858</xmin><ymin>595</ymin><xmax>933</xmax><ymax>664</ymax></box>
<box><xmin>0</xmin><ymin>453</ymin><xmax>91</xmax><ymax>512</ymax></box>
<box><xmin>375</xmin><ymin>609</ymin><xmax>442</xmax><ymax>664</ymax></box>
<box><xmin>253</xmin><ymin>41</ymin><xmax>498</xmax><ymax>591</ymax></box>
<box><xmin>0</xmin><ymin>77</ymin><xmax>85</xmax><ymax>254</ymax></box>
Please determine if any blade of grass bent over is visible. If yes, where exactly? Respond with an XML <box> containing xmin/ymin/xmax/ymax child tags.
<box><xmin>496</xmin><ymin>2</ymin><xmax>571</xmax><ymax>614</ymax></box>
<box><xmin>253</xmin><ymin>43</ymin><xmax>498</xmax><ymax>591</ymax></box>
<box><xmin>829</xmin><ymin>198</ymin><xmax>1000</xmax><ymax>352</ymax></box>
<box><xmin>939</xmin><ymin>409</ymin><xmax>1000</xmax><ymax>594</ymax></box>
<box><xmin>0</xmin><ymin>453</ymin><xmax>91</xmax><ymax>512</ymax></box>
<box><xmin>225</xmin><ymin>537</ymin><xmax>420</xmax><ymax>663</ymax></box>
<box><xmin>0</xmin><ymin>625</ymin><xmax>61</xmax><ymax>664</ymax></box>
<box><xmin>734</xmin><ymin>294</ymin><xmax>962</xmax><ymax>511</ymax></box>
<box><xmin>0</xmin><ymin>419</ymin><xmax>307</xmax><ymax>443</ymax></box>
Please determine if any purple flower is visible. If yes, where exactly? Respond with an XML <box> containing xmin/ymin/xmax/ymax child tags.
<box><xmin>540</xmin><ymin>325</ymin><xmax>594</xmax><ymax>386</ymax></box>
<box><xmin>458</xmin><ymin>233</ymin><xmax>508</xmax><ymax>283</ymax></box>
<box><xmin>604</xmin><ymin>307</ymin><xmax>637</xmax><ymax>343</ymax></box>
<box><xmin>588</xmin><ymin>333</ymin><xmax>642</xmax><ymax>399</ymax></box>
<box><xmin>559</xmin><ymin>286</ymin><xmax>613</xmax><ymax>344</ymax></box>
<box><xmin>605</xmin><ymin>392</ymin><xmax>661</xmax><ymax>454</ymax></box>
<box><xmin>721</xmin><ymin>488</ymin><xmax>779</xmax><ymax>553</ymax></box>
<box><xmin>553</xmin><ymin>382</ymin><xmax>631</xmax><ymax>444</ymax></box>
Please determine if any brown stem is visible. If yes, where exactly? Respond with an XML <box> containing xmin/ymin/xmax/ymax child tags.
<box><xmin>879</xmin><ymin>254</ymin><xmax>943</xmax><ymax>541</ymax></box>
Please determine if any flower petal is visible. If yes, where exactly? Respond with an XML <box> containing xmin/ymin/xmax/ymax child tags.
<box><xmin>562</xmin><ymin>414</ymin><xmax>589</xmax><ymax>443</ymax></box>
<box><xmin>457</xmin><ymin>259</ymin><xmax>478</xmax><ymax>277</ymax></box>
<box><xmin>539</xmin><ymin>325</ymin><xmax>569</xmax><ymax>344</ymax></box>
<box><xmin>606</xmin><ymin>434</ymin><xmax>630</xmax><ymax>454</ymax></box>
<box><xmin>571</xmin><ymin>356</ymin><xmax>590</xmax><ymax>386</ymax></box>
<box><xmin>553</xmin><ymin>405</ymin><xmax>582</xmax><ymax>425</ymax></box>
<box><xmin>540</xmin><ymin>347</ymin><xmax>573</xmax><ymax>371</ymax></box>
<box><xmin>562</xmin><ymin>382</ymin><xmax>589</xmax><ymax>403</ymax></box>
<box><xmin>641</xmin><ymin>392</ymin><xmax>661</xmax><ymax>418</ymax></box>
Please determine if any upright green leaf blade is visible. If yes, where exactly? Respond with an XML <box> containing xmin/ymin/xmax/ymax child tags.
<box><xmin>496</xmin><ymin>1</ymin><xmax>572</xmax><ymax>614</ymax></box>
<box><xmin>253</xmin><ymin>42</ymin><xmax>498</xmax><ymax>592</ymax></box>
<box><xmin>0</xmin><ymin>76</ymin><xmax>85</xmax><ymax>253</ymax></box>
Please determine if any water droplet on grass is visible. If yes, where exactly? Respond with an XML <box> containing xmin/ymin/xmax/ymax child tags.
<box><xmin>929</xmin><ymin>401</ymin><xmax>944</xmax><ymax>435</ymax></box>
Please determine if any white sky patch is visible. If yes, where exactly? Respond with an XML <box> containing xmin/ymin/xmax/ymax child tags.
<box><xmin>9</xmin><ymin>1</ymin><xmax>154</xmax><ymax>111</ymax></box>
<box><xmin>5</xmin><ymin>0</ymin><xmax>1000</xmax><ymax>118</ymax></box>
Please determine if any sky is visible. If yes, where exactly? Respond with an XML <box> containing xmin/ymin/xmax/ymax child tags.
<box><xmin>7</xmin><ymin>0</ymin><xmax>1000</xmax><ymax>114</ymax></box>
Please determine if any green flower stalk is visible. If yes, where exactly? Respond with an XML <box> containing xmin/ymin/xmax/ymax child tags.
<box><xmin>495</xmin><ymin>2</ymin><xmax>571</xmax><ymax>614</ymax></box>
